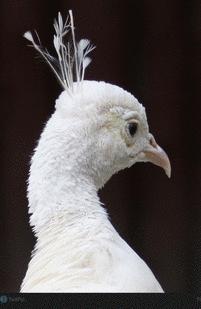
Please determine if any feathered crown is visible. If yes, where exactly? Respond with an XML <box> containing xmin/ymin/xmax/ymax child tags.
<box><xmin>24</xmin><ymin>10</ymin><xmax>95</xmax><ymax>94</ymax></box>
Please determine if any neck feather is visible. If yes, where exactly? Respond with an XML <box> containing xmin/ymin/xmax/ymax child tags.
<box><xmin>27</xmin><ymin>112</ymin><xmax>110</xmax><ymax>234</ymax></box>
<box><xmin>28</xmin><ymin>168</ymin><xmax>108</xmax><ymax>234</ymax></box>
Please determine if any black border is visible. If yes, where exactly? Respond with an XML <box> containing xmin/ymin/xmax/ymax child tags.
<box><xmin>0</xmin><ymin>293</ymin><xmax>201</xmax><ymax>308</ymax></box>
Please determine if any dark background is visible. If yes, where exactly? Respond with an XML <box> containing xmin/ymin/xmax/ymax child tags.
<box><xmin>0</xmin><ymin>0</ymin><xmax>200</xmax><ymax>293</ymax></box>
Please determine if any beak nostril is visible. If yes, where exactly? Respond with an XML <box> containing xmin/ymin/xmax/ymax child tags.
<box><xmin>149</xmin><ymin>134</ymin><xmax>157</xmax><ymax>148</ymax></box>
<box><xmin>145</xmin><ymin>134</ymin><xmax>171</xmax><ymax>178</ymax></box>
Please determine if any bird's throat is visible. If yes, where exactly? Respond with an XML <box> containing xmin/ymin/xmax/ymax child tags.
<box><xmin>28</xmin><ymin>168</ymin><xmax>107</xmax><ymax>236</ymax></box>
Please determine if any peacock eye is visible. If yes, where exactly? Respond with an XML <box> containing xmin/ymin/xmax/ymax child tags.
<box><xmin>128</xmin><ymin>122</ymin><xmax>138</xmax><ymax>137</ymax></box>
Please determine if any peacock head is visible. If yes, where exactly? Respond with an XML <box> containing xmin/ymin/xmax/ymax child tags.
<box><xmin>52</xmin><ymin>80</ymin><xmax>171</xmax><ymax>189</ymax></box>
<box><xmin>25</xmin><ymin>11</ymin><xmax>171</xmax><ymax>190</ymax></box>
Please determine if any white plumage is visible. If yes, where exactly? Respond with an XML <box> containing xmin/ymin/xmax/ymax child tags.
<box><xmin>21</xmin><ymin>11</ymin><xmax>171</xmax><ymax>293</ymax></box>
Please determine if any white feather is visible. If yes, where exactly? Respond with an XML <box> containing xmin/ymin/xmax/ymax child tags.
<box><xmin>22</xmin><ymin>11</ymin><xmax>166</xmax><ymax>294</ymax></box>
<box><xmin>20</xmin><ymin>81</ymin><xmax>164</xmax><ymax>293</ymax></box>
<box><xmin>23</xmin><ymin>31</ymin><xmax>35</xmax><ymax>43</ymax></box>
<box><xmin>24</xmin><ymin>30</ymin><xmax>66</xmax><ymax>89</ymax></box>
<box><xmin>24</xmin><ymin>11</ymin><xmax>95</xmax><ymax>93</ymax></box>
<box><xmin>77</xmin><ymin>39</ymin><xmax>95</xmax><ymax>83</ymax></box>
<box><xmin>81</xmin><ymin>57</ymin><xmax>92</xmax><ymax>82</ymax></box>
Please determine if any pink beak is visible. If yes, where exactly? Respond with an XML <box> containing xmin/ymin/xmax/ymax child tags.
<box><xmin>143</xmin><ymin>134</ymin><xmax>171</xmax><ymax>178</ymax></box>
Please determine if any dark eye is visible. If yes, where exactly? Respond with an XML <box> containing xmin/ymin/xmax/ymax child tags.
<box><xmin>128</xmin><ymin>122</ymin><xmax>138</xmax><ymax>137</ymax></box>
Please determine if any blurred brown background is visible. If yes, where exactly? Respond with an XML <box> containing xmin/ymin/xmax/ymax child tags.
<box><xmin>0</xmin><ymin>0</ymin><xmax>200</xmax><ymax>292</ymax></box>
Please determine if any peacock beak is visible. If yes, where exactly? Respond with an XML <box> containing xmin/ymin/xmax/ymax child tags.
<box><xmin>143</xmin><ymin>134</ymin><xmax>171</xmax><ymax>178</ymax></box>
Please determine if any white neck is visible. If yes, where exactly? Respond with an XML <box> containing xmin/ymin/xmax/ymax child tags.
<box><xmin>27</xmin><ymin>113</ymin><xmax>109</xmax><ymax>234</ymax></box>
<box><xmin>22</xmin><ymin>170</ymin><xmax>113</xmax><ymax>292</ymax></box>
<box><xmin>29</xmin><ymin>164</ymin><xmax>109</xmax><ymax>233</ymax></box>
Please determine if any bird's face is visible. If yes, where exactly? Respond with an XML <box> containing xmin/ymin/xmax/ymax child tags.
<box><xmin>55</xmin><ymin>81</ymin><xmax>171</xmax><ymax>189</ymax></box>
<box><xmin>100</xmin><ymin>102</ymin><xmax>171</xmax><ymax>177</ymax></box>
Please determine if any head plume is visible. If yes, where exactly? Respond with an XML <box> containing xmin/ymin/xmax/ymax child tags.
<box><xmin>24</xmin><ymin>10</ymin><xmax>95</xmax><ymax>94</ymax></box>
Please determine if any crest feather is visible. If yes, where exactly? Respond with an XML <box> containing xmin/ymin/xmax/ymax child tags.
<box><xmin>24</xmin><ymin>10</ymin><xmax>95</xmax><ymax>94</ymax></box>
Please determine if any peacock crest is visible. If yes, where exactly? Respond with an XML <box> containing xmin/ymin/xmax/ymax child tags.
<box><xmin>24</xmin><ymin>10</ymin><xmax>95</xmax><ymax>94</ymax></box>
